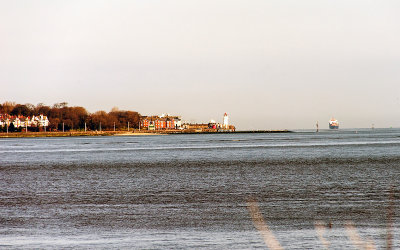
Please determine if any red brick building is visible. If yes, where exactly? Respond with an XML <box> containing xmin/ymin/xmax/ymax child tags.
<box><xmin>140</xmin><ymin>115</ymin><xmax>182</xmax><ymax>130</ymax></box>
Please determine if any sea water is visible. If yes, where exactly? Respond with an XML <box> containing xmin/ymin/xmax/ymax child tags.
<box><xmin>0</xmin><ymin>129</ymin><xmax>399</xmax><ymax>249</ymax></box>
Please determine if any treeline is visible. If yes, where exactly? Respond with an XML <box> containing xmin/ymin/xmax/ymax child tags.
<box><xmin>0</xmin><ymin>102</ymin><xmax>140</xmax><ymax>131</ymax></box>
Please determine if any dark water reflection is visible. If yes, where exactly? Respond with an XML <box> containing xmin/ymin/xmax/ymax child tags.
<box><xmin>0</xmin><ymin>129</ymin><xmax>399</xmax><ymax>248</ymax></box>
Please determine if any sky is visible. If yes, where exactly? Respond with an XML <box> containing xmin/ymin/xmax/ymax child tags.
<box><xmin>1</xmin><ymin>0</ymin><xmax>400</xmax><ymax>130</ymax></box>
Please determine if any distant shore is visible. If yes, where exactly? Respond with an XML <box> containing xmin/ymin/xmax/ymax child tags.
<box><xmin>0</xmin><ymin>131</ymin><xmax>123</xmax><ymax>138</ymax></box>
<box><xmin>0</xmin><ymin>129</ymin><xmax>291</xmax><ymax>138</ymax></box>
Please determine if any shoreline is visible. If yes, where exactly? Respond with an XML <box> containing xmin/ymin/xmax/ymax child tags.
<box><xmin>0</xmin><ymin>130</ymin><xmax>291</xmax><ymax>138</ymax></box>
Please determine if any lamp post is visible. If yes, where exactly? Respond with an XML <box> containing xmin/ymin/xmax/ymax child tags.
<box><xmin>128</xmin><ymin>122</ymin><xmax>129</xmax><ymax>132</ymax></box>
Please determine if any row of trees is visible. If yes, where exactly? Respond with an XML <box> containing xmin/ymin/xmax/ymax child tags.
<box><xmin>0</xmin><ymin>102</ymin><xmax>140</xmax><ymax>132</ymax></box>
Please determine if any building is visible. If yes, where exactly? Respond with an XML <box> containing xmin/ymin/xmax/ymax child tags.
<box><xmin>208</xmin><ymin>120</ymin><xmax>217</xmax><ymax>129</ymax></box>
<box><xmin>140</xmin><ymin>114</ymin><xmax>182</xmax><ymax>130</ymax></box>
<box><xmin>139</xmin><ymin>113</ymin><xmax>235</xmax><ymax>132</ymax></box>
<box><xmin>0</xmin><ymin>114</ymin><xmax>49</xmax><ymax>129</ymax></box>
<box><xmin>32</xmin><ymin>115</ymin><xmax>50</xmax><ymax>127</ymax></box>
<box><xmin>182</xmin><ymin>113</ymin><xmax>235</xmax><ymax>132</ymax></box>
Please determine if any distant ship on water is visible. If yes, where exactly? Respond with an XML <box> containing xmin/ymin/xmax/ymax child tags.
<box><xmin>329</xmin><ymin>118</ymin><xmax>339</xmax><ymax>129</ymax></box>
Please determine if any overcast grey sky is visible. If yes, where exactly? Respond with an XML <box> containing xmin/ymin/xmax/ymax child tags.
<box><xmin>1</xmin><ymin>0</ymin><xmax>399</xmax><ymax>129</ymax></box>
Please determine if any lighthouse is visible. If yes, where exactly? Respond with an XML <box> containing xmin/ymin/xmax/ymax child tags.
<box><xmin>223</xmin><ymin>113</ymin><xmax>229</xmax><ymax>129</ymax></box>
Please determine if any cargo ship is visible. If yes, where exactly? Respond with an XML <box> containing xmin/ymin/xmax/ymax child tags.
<box><xmin>329</xmin><ymin>118</ymin><xmax>339</xmax><ymax>129</ymax></box>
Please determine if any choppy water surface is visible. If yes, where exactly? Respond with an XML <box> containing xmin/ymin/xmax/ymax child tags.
<box><xmin>0</xmin><ymin>129</ymin><xmax>399</xmax><ymax>249</ymax></box>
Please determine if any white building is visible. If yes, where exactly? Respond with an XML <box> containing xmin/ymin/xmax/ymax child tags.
<box><xmin>35</xmin><ymin>115</ymin><xmax>49</xmax><ymax>127</ymax></box>
<box><xmin>0</xmin><ymin>117</ymin><xmax>11</xmax><ymax>127</ymax></box>
<box><xmin>4</xmin><ymin>115</ymin><xmax>50</xmax><ymax>128</ymax></box>
<box><xmin>13</xmin><ymin>117</ymin><xmax>22</xmax><ymax>128</ymax></box>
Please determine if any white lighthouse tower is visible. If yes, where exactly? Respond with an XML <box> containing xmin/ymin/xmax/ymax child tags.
<box><xmin>223</xmin><ymin>113</ymin><xmax>229</xmax><ymax>129</ymax></box>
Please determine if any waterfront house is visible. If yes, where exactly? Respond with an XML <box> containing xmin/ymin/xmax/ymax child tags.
<box><xmin>0</xmin><ymin>114</ymin><xmax>49</xmax><ymax>129</ymax></box>
<box><xmin>140</xmin><ymin>114</ymin><xmax>182</xmax><ymax>130</ymax></box>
